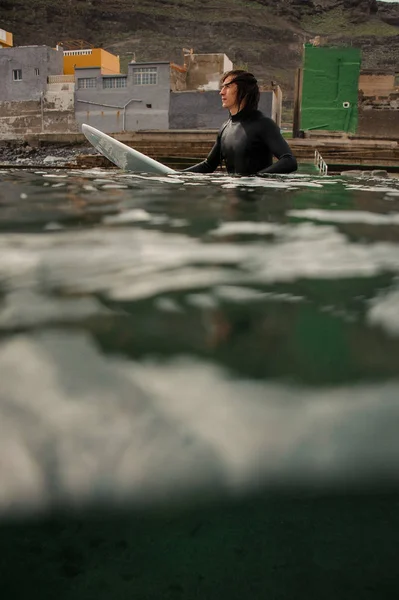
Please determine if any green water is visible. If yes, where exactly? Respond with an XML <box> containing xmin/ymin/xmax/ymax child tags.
<box><xmin>0</xmin><ymin>169</ymin><xmax>399</xmax><ymax>598</ymax></box>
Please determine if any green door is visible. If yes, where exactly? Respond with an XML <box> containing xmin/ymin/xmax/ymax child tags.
<box><xmin>300</xmin><ymin>45</ymin><xmax>361</xmax><ymax>133</ymax></box>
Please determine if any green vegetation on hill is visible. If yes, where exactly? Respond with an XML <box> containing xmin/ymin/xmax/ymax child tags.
<box><xmin>301</xmin><ymin>7</ymin><xmax>399</xmax><ymax>36</ymax></box>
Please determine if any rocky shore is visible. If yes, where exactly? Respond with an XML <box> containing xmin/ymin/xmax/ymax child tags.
<box><xmin>0</xmin><ymin>137</ymin><xmax>397</xmax><ymax>177</ymax></box>
<box><xmin>0</xmin><ymin>140</ymin><xmax>99</xmax><ymax>168</ymax></box>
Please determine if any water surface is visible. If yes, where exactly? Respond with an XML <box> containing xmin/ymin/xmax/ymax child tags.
<box><xmin>1</xmin><ymin>168</ymin><xmax>399</xmax><ymax>513</ymax></box>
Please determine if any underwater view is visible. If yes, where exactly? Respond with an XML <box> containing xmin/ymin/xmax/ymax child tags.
<box><xmin>1</xmin><ymin>168</ymin><xmax>399</xmax><ymax>598</ymax></box>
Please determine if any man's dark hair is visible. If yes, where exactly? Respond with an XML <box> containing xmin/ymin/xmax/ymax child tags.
<box><xmin>221</xmin><ymin>69</ymin><xmax>260</xmax><ymax>112</ymax></box>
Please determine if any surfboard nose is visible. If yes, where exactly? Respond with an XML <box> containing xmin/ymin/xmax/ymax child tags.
<box><xmin>82</xmin><ymin>124</ymin><xmax>101</xmax><ymax>146</ymax></box>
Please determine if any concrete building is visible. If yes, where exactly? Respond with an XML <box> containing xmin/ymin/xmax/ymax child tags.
<box><xmin>0</xmin><ymin>27</ymin><xmax>13</xmax><ymax>48</ymax></box>
<box><xmin>0</xmin><ymin>45</ymin><xmax>77</xmax><ymax>138</ymax></box>
<box><xmin>74</xmin><ymin>61</ymin><xmax>171</xmax><ymax>132</ymax></box>
<box><xmin>170</xmin><ymin>89</ymin><xmax>279</xmax><ymax>129</ymax></box>
<box><xmin>0</xmin><ymin>47</ymin><xmax>283</xmax><ymax>137</ymax></box>
<box><xmin>63</xmin><ymin>47</ymin><xmax>120</xmax><ymax>76</ymax></box>
<box><xmin>0</xmin><ymin>45</ymin><xmax>64</xmax><ymax>102</ymax></box>
<box><xmin>75</xmin><ymin>53</ymin><xmax>282</xmax><ymax>133</ymax></box>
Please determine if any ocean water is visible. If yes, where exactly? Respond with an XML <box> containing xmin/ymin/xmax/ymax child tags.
<box><xmin>1</xmin><ymin>168</ymin><xmax>399</xmax><ymax>598</ymax></box>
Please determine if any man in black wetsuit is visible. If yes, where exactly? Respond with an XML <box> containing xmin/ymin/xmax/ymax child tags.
<box><xmin>184</xmin><ymin>70</ymin><xmax>297</xmax><ymax>176</ymax></box>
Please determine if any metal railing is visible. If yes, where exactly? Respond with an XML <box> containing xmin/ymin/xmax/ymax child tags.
<box><xmin>314</xmin><ymin>149</ymin><xmax>328</xmax><ymax>175</ymax></box>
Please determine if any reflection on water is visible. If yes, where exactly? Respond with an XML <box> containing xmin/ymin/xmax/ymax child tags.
<box><xmin>1</xmin><ymin>169</ymin><xmax>399</xmax><ymax>598</ymax></box>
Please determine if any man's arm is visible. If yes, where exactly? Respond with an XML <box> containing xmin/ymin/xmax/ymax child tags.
<box><xmin>183</xmin><ymin>129</ymin><xmax>224</xmax><ymax>173</ymax></box>
<box><xmin>257</xmin><ymin>118</ymin><xmax>297</xmax><ymax>175</ymax></box>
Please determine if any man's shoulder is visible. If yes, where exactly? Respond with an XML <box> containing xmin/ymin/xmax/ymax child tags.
<box><xmin>218</xmin><ymin>118</ymin><xmax>231</xmax><ymax>134</ymax></box>
<box><xmin>254</xmin><ymin>110</ymin><xmax>273</xmax><ymax>123</ymax></box>
<box><xmin>254</xmin><ymin>111</ymin><xmax>280</xmax><ymax>131</ymax></box>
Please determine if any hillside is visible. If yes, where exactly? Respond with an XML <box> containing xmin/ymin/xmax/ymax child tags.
<box><xmin>1</xmin><ymin>0</ymin><xmax>398</xmax><ymax>97</ymax></box>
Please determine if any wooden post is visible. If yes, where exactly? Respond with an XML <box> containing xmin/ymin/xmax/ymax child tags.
<box><xmin>292</xmin><ymin>67</ymin><xmax>303</xmax><ymax>138</ymax></box>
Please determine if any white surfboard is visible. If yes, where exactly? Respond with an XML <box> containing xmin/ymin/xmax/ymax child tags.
<box><xmin>81</xmin><ymin>124</ymin><xmax>177</xmax><ymax>175</ymax></box>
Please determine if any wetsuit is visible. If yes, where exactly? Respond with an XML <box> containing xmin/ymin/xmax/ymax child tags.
<box><xmin>184</xmin><ymin>106</ymin><xmax>297</xmax><ymax>176</ymax></box>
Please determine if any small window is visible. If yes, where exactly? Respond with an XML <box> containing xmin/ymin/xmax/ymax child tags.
<box><xmin>77</xmin><ymin>77</ymin><xmax>97</xmax><ymax>89</ymax></box>
<box><xmin>34</xmin><ymin>68</ymin><xmax>40</xmax><ymax>76</ymax></box>
<box><xmin>133</xmin><ymin>67</ymin><xmax>157</xmax><ymax>85</ymax></box>
<box><xmin>103</xmin><ymin>77</ymin><xmax>127</xmax><ymax>89</ymax></box>
<box><xmin>12</xmin><ymin>69</ymin><xmax>22</xmax><ymax>81</ymax></box>
<box><xmin>146</xmin><ymin>103</ymin><xmax>152</xmax><ymax>108</ymax></box>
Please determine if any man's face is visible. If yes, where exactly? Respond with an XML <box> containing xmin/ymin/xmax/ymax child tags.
<box><xmin>220</xmin><ymin>76</ymin><xmax>239</xmax><ymax>114</ymax></box>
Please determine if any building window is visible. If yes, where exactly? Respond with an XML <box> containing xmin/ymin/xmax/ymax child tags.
<box><xmin>133</xmin><ymin>67</ymin><xmax>157</xmax><ymax>85</ymax></box>
<box><xmin>12</xmin><ymin>69</ymin><xmax>22</xmax><ymax>81</ymax></box>
<box><xmin>77</xmin><ymin>77</ymin><xmax>97</xmax><ymax>89</ymax></box>
<box><xmin>34</xmin><ymin>68</ymin><xmax>40</xmax><ymax>76</ymax></box>
<box><xmin>103</xmin><ymin>77</ymin><xmax>127</xmax><ymax>89</ymax></box>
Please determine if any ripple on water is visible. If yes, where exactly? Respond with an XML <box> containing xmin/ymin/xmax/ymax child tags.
<box><xmin>1</xmin><ymin>169</ymin><xmax>399</xmax><ymax>514</ymax></box>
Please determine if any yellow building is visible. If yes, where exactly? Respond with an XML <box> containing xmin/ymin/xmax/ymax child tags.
<box><xmin>63</xmin><ymin>48</ymin><xmax>120</xmax><ymax>75</ymax></box>
<box><xmin>0</xmin><ymin>28</ymin><xmax>13</xmax><ymax>48</ymax></box>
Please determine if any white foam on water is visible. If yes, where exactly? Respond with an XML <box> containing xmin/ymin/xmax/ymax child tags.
<box><xmin>221</xmin><ymin>179</ymin><xmax>290</xmax><ymax>190</ymax></box>
<box><xmin>211</xmin><ymin>222</ymin><xmax>281</xmax><ymax>236</ymax></box>
<box><xmin>42</xmin><ymin>174</ymin><xmax>68</xmax><ymax>179</ymax></box>
<box><xmin>101</xmin><ymin>184</ymin><xmax>129</xmax><ymax>189</ymax></box>
<box><xmin>344</xmin><ymin>185</ymin><xmax>397</xmax><ymax>193</ymax></box>
<box><xmin>169</xmin><ymin>218</ymin><xmax>188</xmax><ymax>227</ymax></box>
<box><xmin>93</xmin><ymin>178</ymin><xmax>119</xmax><ymax>185</ymax></box>
<box><xmin>153</xmin><ymin>297</ymin><xmax>183</xmax><ymax>313</ymax></box>
<box><xmin>213</xmin><ymin>285</ymin><xmax>269</xmax><ymax>302</ymax></box>
<box><xmin>288</xmin><ymin>209</ymin><xmax>399</xmax><ymax>225</ymax></box>
<box><xmin>1</xmin><ymin>224</ymin><xmax>399</xmax><ymax>302</ymax></box>
<box><xmin>214</xmin><ymin>286</ymin><xmax>303</xmax><ymax>303</ymax></box>
<box><xmin>44</xmin><ymin>222</ymin><xmax>64</xmax><ymax>231</ymax></box>
<box><xmin>0</xmin><ymin>290</ymin><xmax>110</xmax><ymax>330</ymax></box>
<box><xmin>186</xmin><ymin>293</ymin><xmax>219</xmax><ymax>309</ymax></box>
<box><xmin>111</xmin><ymin>267</ymin><xmax>243</xmax><ymax>301</ymax></box>
<box><xmin>285</xmin><ymin>181</ymin><xmax>323</xmax><ymax>188</ymax></box>
<box><xmin>103</xmin><ymin>209</ymin><xmax>152</xmax><ymax>224</ymax></box>
<box><xmin>140</xmin><ymin>176</ymin><xmax>182</xmax><ymax>184</ymax></box>
<box><xmin>367</xmin><ymin>288</ymin><xmax>399</xmax><ymax>337</ymax></box>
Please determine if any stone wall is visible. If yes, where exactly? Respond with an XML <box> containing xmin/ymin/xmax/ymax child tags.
<box><xmin>358</xmin><ymin>93</ymin><xmax>399</xmax><ymax>139</ymax></box>
<box><xmin>0</xmin><ymin>98</ymin><xmax>77</xmax><ymax>139</ymax></box>
<box><xmin>359</xmin><ymin>73</ymin><xmax>396</xmax><ymax>97</ymax></box>
<box><xmin>358</xmin><ymin>72</ymin><xmax>399</xmax><ymax>139</ymax></box>
<box><xmin>169</xmin><ymin>90</ymin><xmax>276</xmax><ymax>129</ymax></box>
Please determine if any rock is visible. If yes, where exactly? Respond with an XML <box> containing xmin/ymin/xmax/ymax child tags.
<box><xmin>43</xmin><ymin>155</ymin><xmax>65</xmax><ymax>163</ymax></box>
<box><xmin>341</xmin><ymin>170</ymin><xmax>363</xmax><ymax>177</ymax></box>
<box><xmin>370</xmin><ymin>170</ymin><xmax>389</xmax><ymax>178</ymax></box>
